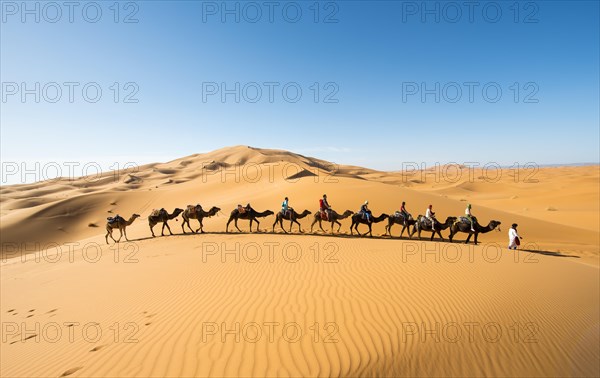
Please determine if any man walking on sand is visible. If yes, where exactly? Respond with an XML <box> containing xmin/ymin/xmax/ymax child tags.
<box><xmin>508</xmin><ymin>223</ymin><xmax>522</xmax><ymax>250</ymax></box>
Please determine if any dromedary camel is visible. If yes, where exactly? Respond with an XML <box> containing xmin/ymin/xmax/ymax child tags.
<box><xmin>181</xmin><ymin>205</ymin><xmax>221</xmax><ymax>234</ymax></box>
<box><xmin>310</xmin><ymin>209</ymin><xmax>354</xmax><ymax>234</ymax></box>
<box><xmin>410</xmin><ymin>216</ymin><xmax>457</xmax><ymax>241</ymax></box>
<box><xmin>448</xmin><ymin>217</ymin><xmax>502</xmax><ymax>245</ymax></box>
<box><xmin>385</xmin><ymin>212</ymin><xmax>416</xmax><ymax>238</ymax></box>
<box><xmin>148</xmin><ymin>208</ymin><xmax>184</xmax><ymax>237</ymax></box>
<box><xmin>105</xmin><ymin>214</ymin><xmax>140</xmax><ymax>244</ymax></box>
<box><xmin>272</xmin><ymin>209</ymin><xmax>312</xmax><ymax>233</ymax></box>
<box><xmin>350</xmin><ymin>213</ymin><xmax>389</xmax><ymax>237</ymax></box>
<box><xmin>226</xmin><ymin>207</ymin><xmax>274</xmax><ymax>233</ymax></box>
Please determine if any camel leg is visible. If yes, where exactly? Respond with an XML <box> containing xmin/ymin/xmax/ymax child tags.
<box><xmin>165</xmin><ymin>222</ymin><xmax>173</xmax><ymax>235</ymax></box>
<box><xmin>465</xmin><ymin>233</ymin><xmax>473</xmax><ymax>244</ymax></box>
<box><xmin>293</xmin><ymin>219</ymin><xmax>302</xmax><ymax>233</ymax></box>
<box><xmin>197</xmin><ymin>219</ymin><xmax>204</xmax><ymax>233</ymax></box>
<box><xmin>124</xmin><ymin>227</ymin><xmax>129</xmax><ymax>241</ymax></box>
<box><xmin>278</xmin><ymin>218</ymin><xmax>291</xmax><ymax>234</ymax></box>
<box><xmin>437</xmin><ymin>230</ymin><xmax>444</xmax><ymax>241</ymax></box>
<box><xmin>473</xmin><ymin>233</ymin><xmax>478</xmax><ymax>245</ymax></box>
<box><xmin>272</xmin><ymin>218</ymin><xmax>278</xmax><ymax>232</ymax></box>
<box><xmin>106</xmin><ymin>227</ymin><xmax>118</xmax><ymax>244</ymax></box>
<box><xmin>117</xmin><ymin>229</ymin><xmax>123</xmax><ymax>243</ymax></box>
<box><xmin>226</xmin><ymin>217</ymin><xmax>233</xmax><ymax>233</ymax></box>
<box><xmin>149</xmin><ymin>221</ymin><xmax>156</xmax><ymax>237</ymax></box>
<box><xmin>368</xmin><ymin>224</ymin><xmax>373</xmax><ymax>237</ymax></box>
<box><xmin>161</xmin><ymin>222</ymin><xmax>166</xmax><ymax>236</ymax></box>
<box><xmin>254</xmin><ymin>219</ymin><xmax>261</xmax><ymax>233</ymax></box>
<box><xmin>310</xmin><ymin>219</ymin><xmax>317</xmax><ymax>233</ymax></box>
<box><xmin>281</xmin><ymin>218</ymin><xmax>288</xmax><ymax>233</ymax></box>
<box><xmin>235</xmin><ymin>219</ymin><xmax>242</xmax><ymax>233</ymax></box>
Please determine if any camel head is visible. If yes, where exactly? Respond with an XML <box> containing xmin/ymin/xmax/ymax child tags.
<box><xmin>209</xmin><ymin>206</ymin><xmax>221</xmax><ymax>215</ymax></box>
<box><xmin>172</xmin><ymin>208</ymin><xmax>184</xmax><ymax>217</ymax></box>
<box><xmin>264</xmin><ymin>210</ymin><xmax>275</xmax><ymax>217</ymax></box>
<box><xmin>342</xmin><ymin>210</ymin><xmax>354</xmax><ymax>217</ymax></box>
<box><xmin>300</xmin><ymin>209</ymin><xmax>312</xmax><ymax>216</ymax></box>
<box><xmin>489</xmin><ymin>220</ymin><xmax>501</xmax><ymax>231</ymax></box>
<box><xmin>132</xmin><ymin>214</ymin><xmax>141</xmax><ymax>219</ymax></box>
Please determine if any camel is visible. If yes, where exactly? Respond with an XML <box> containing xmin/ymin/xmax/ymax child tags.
<box><xmin>272</xmin><ymin>209</ymin><xmax>312</xmax><ymax>233</ymax></box>
<box><xmin>148</xmin><ymin>208</ymin><xmax>184</xmax><ymax>237</ymax></box>
<box><xmin>226</xmin><ymin>207</ymin><xmax>274</xmax><ymax>233</ymax></box>
<box><xmin>410</xmin><ymin>216</ymin><xmax>457</xmax><ymax>241</ymax></box>
<box><xmin>448</xmin><ymin>217</ymin><xmax>502</xmax><ymax>245</ymax></box>
<box><xmin>310</xmin><ymin>209</ymin><xmax>354</xmax><ymax>234</ymax></box>
<box><xmin>181</xmin><ymin>205</ymin><xmax>221</xmax><ymax>234</ymax></box>
<box><xmin>385</xmin><ymin>212</ymin><xmax>416</xmax><ymax>238</ymax></box>
<box><xmin>350</xmin><ymin>213</ymin><xmax>389</xmax><ymax>237</ymax></box>
<box><xmin>105</xmin><ymin>214</ymin><xmax>140</xmax><ymax>244</ymax></box>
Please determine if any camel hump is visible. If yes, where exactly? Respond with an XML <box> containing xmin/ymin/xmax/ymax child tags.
<box><xmin>150</xmin><ymin>209</ymin><xmax>161</xmax><ymax>217</ymax></box>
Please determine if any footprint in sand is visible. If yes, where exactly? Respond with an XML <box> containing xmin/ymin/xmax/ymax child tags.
<box><xmin>26</xmin><ymin>315</ymin><xmax>34</xmax><ymax>318</ymax></box>
<box><xmin>46</xmin><ymin>309</ymin><xmax>58</xmax><ymax>314</ymax></box>
<box><xmin>59</xmin><ymin>367</ymin><xmax>83</xmax><ymax>377</ymax></box>
<box><xmin>7</xmin><ymin>309</ymin><xmax>15</xmax><ymax>313</ymax></box>
<box><xmin>89</xmin><ymin>345</ymin><xmax>107</xmax><ymax>352</ymax></box>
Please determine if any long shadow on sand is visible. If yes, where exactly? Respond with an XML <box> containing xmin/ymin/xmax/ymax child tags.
<box><xmin>125</xmin><ymin>229</ymin><xmax>581</xmax><ymax>260</ymax></box>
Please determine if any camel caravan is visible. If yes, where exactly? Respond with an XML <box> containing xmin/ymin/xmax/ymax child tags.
<box><xmin>105</xmin><ymin>195</ymin><xmax>502</xmax><ymax>245</ymax></box>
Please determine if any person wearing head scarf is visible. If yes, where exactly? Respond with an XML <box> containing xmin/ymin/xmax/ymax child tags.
<box><xmin>508</xmin><ymin>223</ymin><xmax>522</xmax><ymax>250</ymax></box>
<box><xmin>360</xmin><ymin>200</ymin><xmax>372</xmax><ymax>222</ymax></box>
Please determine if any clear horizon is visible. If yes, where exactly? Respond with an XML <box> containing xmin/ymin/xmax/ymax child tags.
<box><xmin>1</xmin><ymin>1</ymin><xmax>599</xmax><ymax>185</ymax></box>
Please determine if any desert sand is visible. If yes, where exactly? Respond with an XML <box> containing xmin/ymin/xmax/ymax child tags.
<box><xmin>1</xmin><ymin>146</ymin><xmax>598</xmax><ymax>377</ymax></box>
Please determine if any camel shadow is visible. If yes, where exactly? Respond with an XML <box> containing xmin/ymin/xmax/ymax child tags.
<box><xmin>519</xmin><ymin>249</ymin><xmax>580</xmax><ymax>259</ymax></box>
<box><xmin>121</xmin><ymin>232</ymin><xmax>582</xmax><ymax>260</ymax></box>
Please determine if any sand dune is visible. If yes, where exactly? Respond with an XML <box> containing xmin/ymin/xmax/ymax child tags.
<box><xmin>1</xmin><ymin>146</ymin><xmax>598</xmax><ymax>377</ymax></box>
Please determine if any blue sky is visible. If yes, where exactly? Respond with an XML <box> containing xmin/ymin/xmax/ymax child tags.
<box><xmin>1</xmin><ymin>1</ymin><xmax>599</xmax><ymax>183</ymax></box>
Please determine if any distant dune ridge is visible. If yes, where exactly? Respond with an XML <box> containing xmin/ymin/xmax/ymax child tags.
<box><xmin>1</xmin><ymin>146</ymin><xmax>598</xmax><ymax>377</ymax></box>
